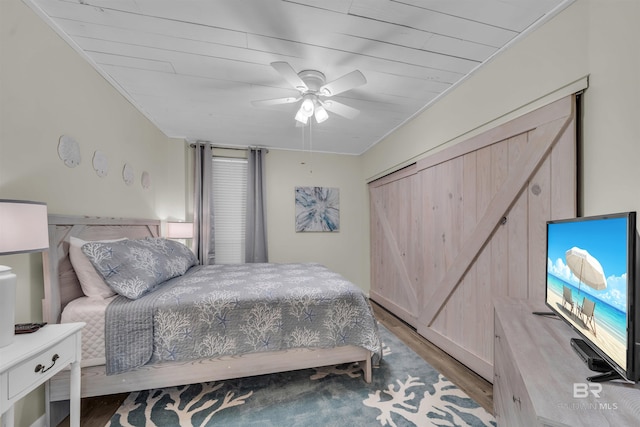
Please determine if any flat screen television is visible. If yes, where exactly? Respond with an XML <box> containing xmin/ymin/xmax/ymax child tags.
<box><xmin>545</xmin><ymin>211</ymin><xmax>640</xmax><ymax>382</ymax></box>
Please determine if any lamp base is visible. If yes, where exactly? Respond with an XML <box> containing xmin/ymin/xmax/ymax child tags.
<box><xmin>0</xmin><ymin>265</ymin><xmax>17</xmax><ymax>348</ymax></box>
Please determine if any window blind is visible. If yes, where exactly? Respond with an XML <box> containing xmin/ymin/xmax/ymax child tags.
<box><xmin>212</xmin><ymin>157</ymin><xmax>247</xmax><ymax>264</ymax></box>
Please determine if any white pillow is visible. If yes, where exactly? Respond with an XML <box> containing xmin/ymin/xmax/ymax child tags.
<box><xmin>69</xmin><ymin>236</ymin><xmax>126</xmax><ymax>298</ymax></box>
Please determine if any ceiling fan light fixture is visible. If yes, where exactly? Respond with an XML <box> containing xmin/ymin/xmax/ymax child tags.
<box><xmin>254</xmin><ymin>62</ymin><xmax>364</xmax><ymax>126</ymax></box>
<box><xmin>295</xmin><ymin>108</ymin><xmax>309</xmax><ymax>124</ymax></box>
<box><xmin>314</xmin><ymin>104</ymin><xmax>329</xmax><ymax>123</ymax></box>
<box><xmin>300</xmin><ymin>95</ymin><xmax>315</xmax><ymax>117</ymax></box>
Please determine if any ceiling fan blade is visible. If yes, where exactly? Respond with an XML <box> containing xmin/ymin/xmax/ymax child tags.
<box><xmin>322</xmin><ymin>100</ymin><xmax>360</xmax><ymax>120</ymax></box>
<box><xmin>251</xmin><ymin>96</ymin><xmax>300</xmax><ymax>107</ymax></box>
<box><xmin>271</xmin><ymin>61</ymin><xmax>308</xmax><ymax>92</ymax></box>
<box><xmin>319</xmin><ymin>70</ymin><xmax>366</xmax><ymax>97</ymax></box>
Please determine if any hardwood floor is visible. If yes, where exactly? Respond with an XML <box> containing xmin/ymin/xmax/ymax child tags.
<box><xmin>58</xmin><ymin>393</ymin><xmax>128</xmax><ymax>427</ymax></box>
<box><xmin>58</xmin><ymin>301</ymin><xmax>493</xmax><ymax>426</ymax></box>
<box><xmin>370</xmin><ymin>301</ymin><xmax>494</xmax><ymax>413</ymax></box>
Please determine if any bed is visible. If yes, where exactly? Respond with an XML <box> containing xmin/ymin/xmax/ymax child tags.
<box><xmin>42</xmin><ymin>215</ymin><xmax>380</xmax><ymax>424</ymax></box>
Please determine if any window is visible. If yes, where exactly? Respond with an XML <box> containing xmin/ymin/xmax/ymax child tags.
<box><xmin>212</xmin><ymin>157</ymin><xmax>247</xmax><ymax>264</ymax></box>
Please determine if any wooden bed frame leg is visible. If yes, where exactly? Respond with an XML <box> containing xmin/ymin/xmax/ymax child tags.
<box><xmin>363</xmin><ymin>356</ymin><xmax>372</xmax><ymax>383</ymax></box>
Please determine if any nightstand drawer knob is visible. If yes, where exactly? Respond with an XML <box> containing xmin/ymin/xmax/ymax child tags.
<box><xmin>35</xmin><ymin>353</ymin><xmax>60</xmax><ymax>373</ymax></box>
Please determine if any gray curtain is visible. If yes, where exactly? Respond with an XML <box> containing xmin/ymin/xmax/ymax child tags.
<box><xmin>192</xmin><ymin>142</ymin><xmax>215</xmax><ymax>265</ymax></box>
<box><xmin>245</xmin><ymin>147</ymin><xmax>268</xmax><ymax>263</ymax></box>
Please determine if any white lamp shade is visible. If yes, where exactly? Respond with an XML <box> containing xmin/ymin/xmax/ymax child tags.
<box><xmin>166</xmin><ymin>222</ymin><xmax>194</xmax><ymax>239</ymax></box>
<box><xmin>0</xmin><ymin>200</ymin><xmax>49</xmax><ymax>255</ymax></box>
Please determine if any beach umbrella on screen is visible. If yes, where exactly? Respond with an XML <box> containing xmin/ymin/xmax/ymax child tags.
<box><xmin>565</xmin><ymin>247</ymin><xmax>607</xmax><ymax>295</ymax></box>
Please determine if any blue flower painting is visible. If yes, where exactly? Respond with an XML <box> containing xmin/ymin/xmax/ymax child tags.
<box><xmin>295</xmin><ymin>187</ymin><xmax>340</xmax><ymax>232</ymax></box>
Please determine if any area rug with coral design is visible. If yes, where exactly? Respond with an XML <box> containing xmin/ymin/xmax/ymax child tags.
<box><xmin>107</xmin><ymin>325</ymin><xmax>495</xmax><ymax>426</ymax></box>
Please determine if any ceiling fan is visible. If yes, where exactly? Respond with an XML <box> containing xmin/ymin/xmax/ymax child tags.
<box><xmin>251</xmin><ymin>62</ymin><xmax>366</xmax><ymax>125</ymax></box>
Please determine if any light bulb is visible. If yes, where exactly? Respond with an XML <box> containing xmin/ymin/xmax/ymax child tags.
<box><xmin>295</xmin><ymin>108</ymin><xmax>309</xmax><ymax>124</ymax></box>
<box><xmin>314</xmin><ymin>105</ymin><xmax>329</xmax><ymax>123</ymax></box>
<box><xmin>300</xmin><ymin>96</ymin><xmax>315</xmax><ymax>117</ymax></box>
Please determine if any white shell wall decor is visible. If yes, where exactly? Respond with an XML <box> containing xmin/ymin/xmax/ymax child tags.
<box><xmin>92</xmin><ymin>150</ymin><xmax>109</xmax><ymax>177</ymax></box>
<box><xmin>58</xmin><ymin>135</ymin><xmax>81</xmax><ymax>167</ymax></box>
<box><xmin>123</xmin><ymin>163</ymin><xmax>135</xmax><ymax>186</ymax></box>
<box><xmin>141</xmin><ymin>171</ymin><xmax>151</xmax><ymax>189</ymax></box>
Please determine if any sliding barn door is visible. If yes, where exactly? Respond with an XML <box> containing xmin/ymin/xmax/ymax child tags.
<box><xmin>369</xmin><ymin>96</ymin><xmax>576</xmax><ymax>381</ymax></box>
<box><xmin>370</xmin><ymin>165</ymin><xmax>423</xmax><ymax>326</ymax></box>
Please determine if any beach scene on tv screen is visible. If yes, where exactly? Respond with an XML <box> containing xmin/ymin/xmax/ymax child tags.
<box><xmin>546</xmin><ymin>217</ymin><xmax>628</xmax><ymax>370</ymax></box>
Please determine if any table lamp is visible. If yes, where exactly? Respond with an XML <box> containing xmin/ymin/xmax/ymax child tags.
<box><xmin>0</xmin><ymin>199</ymin><xmax>49</xmax><ymax>348</ymax></box>
<box><xmin>165</xmin><ymin>221</ymin><xmax>194</xmax><ymax>239</ymax></box>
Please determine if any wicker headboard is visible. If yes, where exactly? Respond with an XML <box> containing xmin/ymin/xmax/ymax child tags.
<box><xmin>42</xmin><ymin>215</ymin><xmax>161</xmax><ymax>323</ymax></box>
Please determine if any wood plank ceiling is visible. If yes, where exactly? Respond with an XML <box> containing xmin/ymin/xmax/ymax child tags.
<box><xmin>25</xmin><ymin>0</ymin><xmax>572</xmax><ymax>154</ymax></box>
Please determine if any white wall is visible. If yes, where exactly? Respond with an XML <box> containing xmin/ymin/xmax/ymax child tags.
<box><xmin>581</xmin><ymin>1</ymin><xmax>640</xmax><ymax>215</ymax></box>
<box><xmin>360</xmin><ymin>0</ymin><xmax>640</xmax><ymax>292</ymax></box>
<box><xmin>266</xmin><ymin>149</ymin><xmax>366</xmax><ymax>287</ymax></box>
<box><xmin>0</xmin><ymin>0</ymin><xmax>188</xmax><ymax>425</ymax></box>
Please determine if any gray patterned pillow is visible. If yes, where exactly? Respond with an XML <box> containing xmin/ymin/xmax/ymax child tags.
<box><xmin>82</xmin><ymin>237</ymin><xmax>198</xmax><ymax>299</ymax></box>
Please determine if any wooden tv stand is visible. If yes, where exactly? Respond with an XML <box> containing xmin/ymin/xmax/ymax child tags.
<box><xmin>493</xmin><ymin>297</ymin><xmax>640</xmax><ymax>426</ymax></box>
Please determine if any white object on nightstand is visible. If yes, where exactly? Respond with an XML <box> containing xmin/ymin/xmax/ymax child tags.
<box><xmin>0</xmin><ymin>266</ymin><xmax>17</xmax><ymax>348</ymax></box>
<box><xmin>0</xmin><ymin>322</ymin><xmax>84</xmax><ymax>427</ymax></box>
<box><xmin>0</xmin><ymin>199</ymin><xmax>49</xmax><ymax>349</ymax></box>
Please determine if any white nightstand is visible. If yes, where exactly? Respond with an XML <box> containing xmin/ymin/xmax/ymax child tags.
<box><xmin>0</xmin><ymin>323</ymin><xmax>84</xmax><ymax>427</ymax></box>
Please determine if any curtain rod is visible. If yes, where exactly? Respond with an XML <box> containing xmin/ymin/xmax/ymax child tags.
<box><xmin>189</xmin><ymin>142</ymin><xmax>268</xmax><ymax>152</ymax></box>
